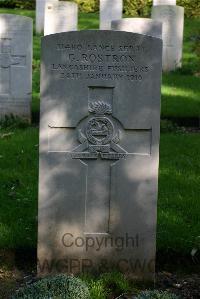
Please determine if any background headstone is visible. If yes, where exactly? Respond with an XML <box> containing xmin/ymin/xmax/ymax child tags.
<box><xmin>152</xmin><ymin>5</ymin><xmax>184</xmax><ymax>71</ymax></box>
<box><xmin>38</xmin><ymin>30</ymin><xmax>162</xmax><ymax>280</ymax></box>
<box><xmin>44</xmin><ymin>1</ymin><xmax>78</xmax><ymax>36</ymax></box>
<box><xmin>153</xmin><ymin>0</ymin><xmax>176</xmax><ymax>5</ymax></box>
<box><xmin>36</xmin><ymin>0</ymin><xmax>46</xmax><ymax>34</ymax></box>
<box><xmin>0</xmin><ymin>14</ymin><xmax>32</xmax><ymax>120</ymax></box>
<box><xmin>36</xmin><ymin>0</ymin><xmax>57</xmax><ymax>34</ymax></box>
<box><xmin>100</xmin><ymin>0</ymin><xmax>123</xmax><ymax>30</ymax></box>
<box><xmin>111</xmin><ymin>18</ymin><xmax>162</xmax><ymax>39</ymax></box>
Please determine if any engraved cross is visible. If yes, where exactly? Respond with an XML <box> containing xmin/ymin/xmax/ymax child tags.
<box><xmin>0</xmin><ymin>40</ymin><xmax>26</xmax><ymax>95</ymax></box>
<box><xmin>48</xmin><ymin>91</ymin><xmax>152</xmax><ymax>234</ymax></box>
<box><xmin>71</xmin><ymin>100</ymin><xmax>127</xmax><ymax>234</ymax></box>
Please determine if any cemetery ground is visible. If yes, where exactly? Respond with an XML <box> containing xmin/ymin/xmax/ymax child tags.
<box><xmin>0</xmin><ymin>8</ymin><xmax>199</xmax><ymax>299</ymax></box>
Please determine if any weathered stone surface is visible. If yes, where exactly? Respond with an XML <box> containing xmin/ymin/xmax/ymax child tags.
<box><xmin>38</xmin><ymin>31</ymin><xmax>162</xmax><ymax>280</ymax></box>
<box><xmin>100</xmin><ymin>0</ymin><xmax>123</xmax><ymax>30</ymax></box>
<box><xmin>111</xmin><ymin>18</ymin><xmax>162</xmax><ymax>39</ymax></box>
<box><xmin>153</xmin><ymin>0</ymin><xmax>176</xmax><ymax>5</ymax></box>
<box><xmin>152</xmin><ymin>5</ymin><xmax>184</xmax><ymax>71</ymax></box>
<box><xmin>44</xmin><ymin>1</ymin><xmax>78</xmax><ymax>36</ymax></box>
<box><xmin>36</xmin><ymin>0</ymin><xmax>57</xmax><ymax>34</ymax></box>
<box><xmin>0</xmin><ymin>14</ymin><xmax>32</xmax><ymax>120</ymax></box>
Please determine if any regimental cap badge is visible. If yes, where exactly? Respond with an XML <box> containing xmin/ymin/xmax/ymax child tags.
<box><xmin>89</xmin><ymin>101</ymin><xmax>112</xmax><ymax>115</ymax></box>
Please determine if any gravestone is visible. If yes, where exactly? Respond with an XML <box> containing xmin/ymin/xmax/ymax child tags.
<box><xmin>44</xmin><ymin>1</ymin><xmax>78</xmax><ymax>36</ymax></box>
<box><xmin>111</xmin><ymin>18</ymin><xmax>162</xmax><ymax>39</ymax></box>
<box><xmin>152</xmin><ymin>5</ymin><xmax>184</xmax><ymax>71</ymax></box>
<box><xmin>38</xmin><ymin>30</ymin><xmax>162</xmax><ymax>280</ymax></box>
<box><xmin>36</xmin><ymin>0</ymin><xmax>46</xmax><ymax>34</ymax></box>
<box><xmin>100</xmin><ymin>0</ymin><xmax>123</xmax><ymax>30</ymax></box>
<box><xmin>153</xmin><ymin>0</ymin><xmax>176</xmax><ymax>5</ymax></box>
<box><xmin>0</xmin><ymin>14</ymin><xmax>32</xmax><ymax>120</ymax></box>
<box><xmin>36</xmin><ymin>0</ymin><xmax>57</xmax><ymax>34</ymax></box>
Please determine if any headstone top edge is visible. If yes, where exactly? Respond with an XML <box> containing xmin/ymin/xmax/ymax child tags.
<box><xmin>0</xmin><ymin>13</ymin><xmax>33</xmax><ymax>22</ymax></box>
<box><xmin>41</xmin><ymin>29</ymin><xmax>163</xmax><ymax>43</ymax></box>
<box><xmin>46</xmin><ymin>0</ymin><xmax>78</xmax><ymax>5</ymax></box>
<box><xmin>112</xmin><ymin>18</ymin><xmax>163</xmax><ymax>26</ymax></box>
<box><xmin>153</xmin><ymin>4</ymin><xmax>184</xmax><ymax>10</ymax></box>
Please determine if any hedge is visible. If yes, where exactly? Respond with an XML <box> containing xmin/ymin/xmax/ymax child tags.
<box><xmin>0</xmin><ymin>0</ymin><xmax>35</xmax><ymax>9</ymax></box>
<box><xmin>0</xmin><ymin>0</ymin><xmax>199</xmax><ymax>18</ymax></box>
<box><xmin>124</xmin><ymin>0</ymin><xmax>200</xmax><ymax>17</ymax></box>
<box><xmin>68</xmin><ymin>0</ymin><xmax>200</xmax><ymax>17</ymax></box>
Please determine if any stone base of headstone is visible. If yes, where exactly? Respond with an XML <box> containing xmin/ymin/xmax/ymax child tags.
<box><xmin>151</xmin><ymin>5</ymin><xmax>184</xmax><ymax>72</ymax></box>
<box><xmin>111</xmin><ymin>18</ymin><xmax>162</xmax><ymax>39</ymax></box>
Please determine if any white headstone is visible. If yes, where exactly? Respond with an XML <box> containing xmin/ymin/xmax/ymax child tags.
<box><xmin>153</xmin><ymin>0</ymin><xmax>176</xmax><ymax>5</ymax></box>
<box><xmin>152</xmin><ymin>5</ymin><xmax>184</xmax><ymax>71</ymax></box>
<box><xmin>0</xmin><ymin>14</ymin><xmax>32</xmax><ymax>120</ymax></box>
<box><xmin>38</xmin><ymin>30</ymin><xmax>162</xmax><ymax>280</ymax></box>
<box><xmin>44</xmin><ymin>1</ymin><xmax>78</xmax><ymax>36</ymax></box>
<box><xmin>36</xmin><ymin>0</ymin><xmax>57</xmax><ymax>34</ymax></box>
<box><xmin>111</xmin><ymin>18</ymin><xmax>162</xmax><ymax>39</ymax></box>
<box><xmin>100</xmin><ymin>0</ymin><xmax>123</xmax><ymax>30</ymax></box>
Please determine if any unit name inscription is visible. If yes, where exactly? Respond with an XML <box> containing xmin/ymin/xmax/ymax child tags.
<box><xmin>50</xmin><ymin>42</ymin><xmax>152</xmax><ymax>81</ymax></box>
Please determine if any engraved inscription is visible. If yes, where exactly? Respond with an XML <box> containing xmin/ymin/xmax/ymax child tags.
<box><xmin>51</xmin><ymin>41</ymin><xmax>151</xmax><ymax>82</ymax></box>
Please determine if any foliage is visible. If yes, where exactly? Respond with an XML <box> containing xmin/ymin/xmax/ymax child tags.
<box><xmin>99</xmin><ymin>272</ymin><xmax>131</xmax><ymax>297</ymax></box>
<box><xmin>69</xmin><ymin>0</ymin><xmax>200</xmax><ymax>17</ymax></box>
<box><xmin>123</xmin><ymin>0</ymin><xmax>200</xmax><ymax>18</ymax></box>
<box><xmin>82</xmin><ymin>272</ymin><xmax>133</xmax><ymax>299</ymax></box>
<box><xmin>136</xmin><ymin>290</ymin><xmax>180</xmax><ymax>299</ymax></box>
<box><xmin>74</xmin><ymin>0</ymin><xmax>99</xmax><ymax>13</ymax></box>
<box><xmin>0</xmin><ymin>0</ymin><xmax>199</xmax><ymax>17</ymax></box>
<box><xmin>0</xmin><ymin>115</ymin><xmax>30</xmax><ymax>130</ymax></box>
<box><xmin>123</xmin><ymin>0</ymin><xmax>152</xmax><ymax>17</ymax></box>
<box><xmin>13</xmin><ymin>274</ymin><xmax>90</xmax><ymax>299</ymax></box>
<box><xmin>177</xmin><ymin>0</ymin><xmax>200</xmax><ymax>18</ymax></box>
<box><xmin>66</xmin><ymin>0</ymin><xmax>200</xmax><ymax>17</ymax></box>
<box><xmin>0</xmin><ymin>0</ymin><xmax>35</xmax><ymax>9</ymax></box>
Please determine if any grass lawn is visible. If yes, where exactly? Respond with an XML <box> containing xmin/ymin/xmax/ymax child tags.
<box><xmin>161</xmin><ymin>18</ymin><xmax>200</xmax><ymax>118</ymax></box>
<box><xmin>0</xmin><ymin>9</ymin><xmax>199</xmax><ymax>257</ymax></box>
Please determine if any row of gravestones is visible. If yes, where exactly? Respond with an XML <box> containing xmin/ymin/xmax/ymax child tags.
<box><xmin>37</xmin><ymin>0</ymin><xmax>184</xmax><ymax>73</ymax></box>
<box><xmin>0</xmin><ymin>0</ymin><xmax>184</xmax><ymax>120</ymax></box>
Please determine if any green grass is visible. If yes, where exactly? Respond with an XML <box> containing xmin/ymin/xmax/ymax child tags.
<box><xmin>0</xmin><ymin>125</ymin><xmax>38</xmax><ymax>248</ymax></box>
<box><xmin>75</xmin><ymin>272</ymin><xmax>134</xmax><ymax>299</ymax></box>
<box><xmin>158</xmin><ymin>132</ymin><xmax>200</xmax><ymax>252</ymax></box>
<box><xmin>0</xmin><ymin>9</ymin><xmax>199</xmax><ymax>256</ymax></box>
<box><xmin>162</xmin><ymin>18</ymin><xmax>200</xmax><ymax>118</ymax></box>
